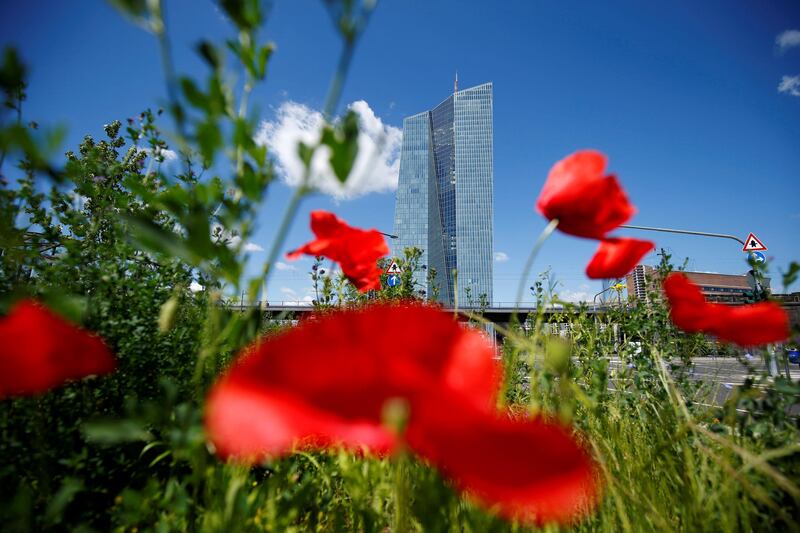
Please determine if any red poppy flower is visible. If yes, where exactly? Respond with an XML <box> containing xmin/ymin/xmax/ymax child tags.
<box><xmin>536</xmin><ymin>150</ymin><xmax>636</xmax><ymax>239</ymax></box>
<box><xmin>662</xmin><ymin>273</ymin><xmax>717</xmax><ymax>333</ymax></box>
<box><xmin>205</xmin><ymin>303</ymin><xmax>500</xmax><ymax>461</ymax></box>
<box><xmin>585</xmin><ymin>238</ymin><xmax>654</xmax><ymax>279</ymax></box>
<box><xmin>287</xmin><ymin>210</ymin><xmax>389</xmax><ymax>292</ymax></box>
<box><xmin>0</xmin><ymin>300</ymin><xmax>115</xmax><ymax>398</ymax></box>
<box><xmin>406</xmin><ymin>392</ymin><xmax>598</xmax><ymax>526</ymax></box>
<box><xmin>708</xmin><ymin>302</ymin><xmax>789</xmax><ymax>347</ymax></box>
<box><xmin>663</xmin><ymin>273</ymin><xmax>790</xmax><ymax>346</ymax></box>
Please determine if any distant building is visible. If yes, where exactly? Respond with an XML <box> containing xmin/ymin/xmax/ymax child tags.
<box><xmin>625</xmin><ymin>266</ymin><xmax>771</xmax><ymax>305</ymax></box>
<box><xmin>625</xmin><ymin>265</ymin><xmax>654</xmax><ymax>301</ymax></box>
<box><xmin>392</xmin><ymin>80</ymin><xmax>493</xmax><ymax>306</ymax></box>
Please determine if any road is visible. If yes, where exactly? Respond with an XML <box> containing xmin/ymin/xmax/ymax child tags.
<box><xmin>606</xmin><ymin>356</ymin><xmax>800</xmax><ymax>414</ymax></box>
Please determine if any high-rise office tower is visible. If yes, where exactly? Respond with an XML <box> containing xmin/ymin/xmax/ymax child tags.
<box><xmin>392</xmin><ymin>81</ymin><xmax>493</xmax><ymax>306</ymax></box>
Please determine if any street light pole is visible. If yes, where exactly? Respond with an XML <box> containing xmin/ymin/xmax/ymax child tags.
<box><xmin>619</xmin><ymin>224</ymin><xmax>761</xmax><ymax>292</ymax></box>
<box><xmin>619</xmin><ymin>224</ymin><xmax>745</xmax><ymax>246</ymax></box>
<box><xmin>592</xmin><ymin>282</ymin><xmax>624</xmax><ymax>311</ymax></box>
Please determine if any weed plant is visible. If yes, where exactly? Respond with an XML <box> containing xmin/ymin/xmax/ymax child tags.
<box><xmin>0</xmin><ymin>1</ymin><xmax>798</xmax><ymax>531</ymax></box>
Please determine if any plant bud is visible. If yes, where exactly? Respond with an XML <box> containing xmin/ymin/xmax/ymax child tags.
<box><xmin>158</xmin><ymin>295</ymin><xmax>179</xmax><ymax>333</ymax></box>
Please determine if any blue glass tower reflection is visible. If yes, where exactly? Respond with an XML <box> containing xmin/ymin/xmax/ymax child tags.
<box><xmin>392</xmin><ymin>82</ymin><xmax>493</xmax><ymax>306</ymax></box>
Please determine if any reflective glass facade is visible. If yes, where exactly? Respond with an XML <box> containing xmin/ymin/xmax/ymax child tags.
<box><xmin>392</xmin><ymin>83</ymin><xmax>493</xmax><ymax>306</ymax></box>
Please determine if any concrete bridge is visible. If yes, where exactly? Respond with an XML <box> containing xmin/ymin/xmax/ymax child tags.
<box><xmin>226</xmin><ymin>301</ymin><xmax>600</xmax><ymax>323</ymax></box>
<box><xmin>224</xmin><ymin>300</ymin><xmax>800</xmax><ymax>338</ymax></box>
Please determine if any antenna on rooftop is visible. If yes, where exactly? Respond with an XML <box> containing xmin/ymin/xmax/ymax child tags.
<box><xmin>454</xmin><ymin>71</ymin><xmax>458</xmax><ymax>93</ymax></box>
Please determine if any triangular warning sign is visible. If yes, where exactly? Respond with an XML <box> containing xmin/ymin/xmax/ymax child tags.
<box><xmin>385</xmin><ymin>261</ymin><xmax>402</xmax><ymax>275</ymax></box>
<box><xmin>742</xmin><ymin>233</ymin><xmax>767</xmax><ymax>252</ymax></box>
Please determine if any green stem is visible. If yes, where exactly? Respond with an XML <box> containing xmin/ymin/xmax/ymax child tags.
<box><xmin>511</xmin><ymin>219</ymin><xmax>558</xmax><ymax>329</ymax></box>
<box><xmin>515</xmin><ymin>219</ymin><xmax>559</xmax><ymax>307</ymax></box>
<box><xmin>152</xmin><ymin>2</ymin><xmax>190</xmax><ymax>170</ymax></box>
<box><xmin>254</xmin><ymin>185</ymin><xmax>310</xmax><ymax>302</ymax></box>
<box><xmin>393</xmin><ymin>451</ymin><xmax>410</xmax><ymax>533</ymax></box>
<box><xmin>251</xmin><ymin>34</ymin><xmax>364</xmax><ymax>303</ymax></box>
<box><xmin>235</xmin><ymin>30</ymin><xmax>253</xmax><ymax>179</ymax></box>
<box><xmin>322</xmin><ymin>42</ymin><xmax>355</xmax><ymax>120</ymax></box>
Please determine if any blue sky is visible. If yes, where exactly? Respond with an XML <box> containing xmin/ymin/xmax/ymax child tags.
<box><xmin>2</xmin><ymin>1</ymin><xmax>799</xmax><ymax>304</ymax></box>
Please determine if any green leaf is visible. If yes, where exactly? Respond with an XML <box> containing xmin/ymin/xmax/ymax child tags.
<box><xmin>44</xmin><ymin>477</ymin><xmax>83</xmax><ymax>526</ymax></box>
<box><xmin>196</xmin><ymin>40</ymin><xmax>222</xmax><ymax>70</ymax></box>
<box><xmin>39</xmin><ymin>292</ymin><xmax>88</xmax><ymax>324</ymax></box>
<box><xmin>197</xmin><ymin>119</ymin><xmax>223</xmax><ymax>166</ymax></box>
<box><xmin>319</xmin><ymin>110</ymin><xmax>359</xmax><ymax>184</ymax></box>
<box><xmin>83</xmin><ymin>419</ymin><xmax>152</xmax><ymax>445</ymax></box>
<box><xmin>180</xmin><ymin>77</ymin><xmax>208</xmax><ymax>111</ymax></box>
<box><xmin>106</xmin><ymin>0</ymin><xmax>147</xmax><ymax>19</ymax></box>
<box><xmin>237</xmin><ymin>162</ymin><xmax>262</xmax><ymax>200</ymax></box>
<box><xmin>297</xmin><ymin>141</ymin><xmax>314</xmax><ymax>168</ymax></box>
<box><xmin>232</xmin><ymin>117</ymin><xmax>254</xmax><ymax>151</ymax></box>
<box><xmin>123</xmin><ymin>213</ymin><xmax>201</xmax><ymax>265</ymax></box>
<box><xmin>781</xmin><ymin>261</ymin><xmax>799</xmax><ymax>290</ymax></box>
<box><xmin>0</xmin><ymin>47</ymin><xmax>26</xmax><ymax>95</ymax></box>
<box><xmin>256</xmin><ymin>43</ymin><xmax>275</xmax><ymax>79</ymax></box>
<box><xmin>218</xmin><ymin>0</ymin><xmax>263</xmax><ymax>31</ymax></box>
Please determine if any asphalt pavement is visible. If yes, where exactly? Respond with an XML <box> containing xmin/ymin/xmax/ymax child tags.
<box><xmin>606</xmin><ymin>356</ymin><xmax>800</xmax><ymax>414</ymax></box>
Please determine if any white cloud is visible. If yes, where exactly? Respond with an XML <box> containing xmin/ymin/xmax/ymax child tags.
<box><xmin>776</xmin><ymin>29</ymin><xmax>800</xmax><ymax>51</ymax></box>
<box><xmin>138</xmin><ymin>146</ymin><xmax>178</xmax><ymax>162</ymax></box>
<box><xmin>243</xmin><ymin>242</ymin><xmax>264</xmax><ymax>252</ymax></box>
<box><xmin>558</xmin><ymin>289</ymin><xmax>591</xmax><ymax>303</ymax></box>
<box><xmin>778</xmin><ymin>75</ymin><xmax>800</xmax><ymax>96</ymax></box>
<box><xmin>277</xmin><ymin>286</ymin><xmax>314</xmax><ymax>305</ymax></box>
<box><xmin>275</xmin><ymin>261</ymin><xmax>296</xmax><ymax>271</ymax></box>
<box><xmin>189</xmin><ymin>281</ymin><xmax>204</xmax><ymax>292</ymax></box>
<box><xmin>493</xmin><ymin>251</ymin><xmax>509</xmax><ymax>262</ymax></box>
<box><xmin>255</xmin><ymin>100</ymin><xmax>402</xmax><ymax>199</ymax></box>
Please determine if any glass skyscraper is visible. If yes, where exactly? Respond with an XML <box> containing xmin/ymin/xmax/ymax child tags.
<box><xmin>392</xmin><ymin>82</ymin><xmax>493</xmax><ymax>307</ymax></box>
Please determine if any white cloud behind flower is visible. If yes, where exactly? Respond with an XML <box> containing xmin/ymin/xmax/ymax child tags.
<box><xmin>255</xmin><ymin>100</ymin><xmax>402</xmax><ymax>199</ymax></box>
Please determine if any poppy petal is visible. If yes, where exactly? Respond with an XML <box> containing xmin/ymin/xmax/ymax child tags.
<box><xmin>286</xmin><ymin>211</ymin><xmax>389</xmax><ymax>292</ymax></box>
<box><xmin>662</xmin><ymin>273</ymin><xmax>717</xmax><ymax>333</ymax></box>
<box><xmin>710</xmin><ymin>302</ymin><xmax>790</xmax><ymax>347</ymax></box>
<box><xmin>663</xmin><ymin>273</ymin><xmax>790</xmax><ymax>346</ymax></box>
<box><xmin>0</xmin><ymin>300</ymin><xmax>115</xmax><ymax>398</ymax></box>
<box><xmin>536</xmin><ymin>151</ymin><xmax>636</xmax><ymax>239</ymax></box>
<box><xmin>206</xmin><ymin>378</ymin><xmax>395</xmax><ymax>461</ymax></box>
<box><xmin>585</xmin><ymin>238</ymin><xmax>654</xmax><ymax>279</ymax></box>
<box><xmin>407</xmin><ymin>394</ymin><xmax>598</xmax><ymax>525</ymax></box>
<box><xmin>205</xmin><ymin>304</ymin><xmax>500</xmax><ymax>461</ymax></box>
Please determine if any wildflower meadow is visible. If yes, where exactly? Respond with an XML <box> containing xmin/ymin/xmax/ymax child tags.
<box><xmin>1</xmin><ymin>2</ymin><xmax>799</xmax><ymax>531</ymax></box>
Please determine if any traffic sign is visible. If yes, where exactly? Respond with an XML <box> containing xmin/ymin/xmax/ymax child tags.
<box><xmin>385</xmin><ymin>261</ymin><xmax>402</xmax><ymax>275</ymax></box>
<box><xmin>386</xmin><ymin>274</ymin><xmax>400</xmax><ymax>287</ymax></box>
<box><xmin>742</xmin><ymin>233</ymin><xmax>767</xmax><ymax>252</ymax></box>
<box><xmin>748</xmin><ymin>251</ymin><xmax>766</xmax><ymax>264</ymax></box>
